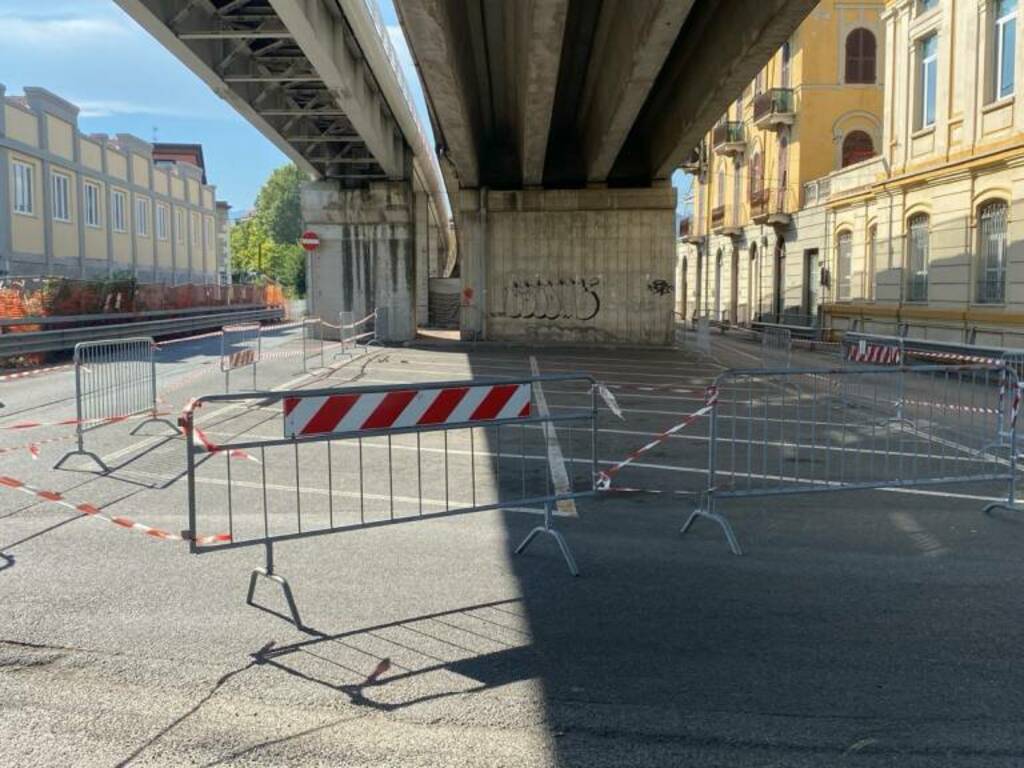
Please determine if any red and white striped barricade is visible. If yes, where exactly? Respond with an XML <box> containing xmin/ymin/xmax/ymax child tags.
<box><xmin>179</xmin><ymin>374</ymin><xmax>598</xmax><ymax>628</ymax></box>
<box><xmin>220</xmin><ymin>322</ymin><xmax>262</xmax><ymax>391</ymax></box>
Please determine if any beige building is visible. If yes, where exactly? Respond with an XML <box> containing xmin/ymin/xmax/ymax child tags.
<box><xmin>819</xmin><ymin>0</ymin><xmax>1024</xmax><ymax>345</ymax></box>
<box><xmin>1</xmin><ymin>85</ymin><xmax>225</xmax><ymax>283</ymax></box>
<box><xmin>679</xmin><ymin>0</ymin><xmax>887</xmax><ymax>326</ymax></box>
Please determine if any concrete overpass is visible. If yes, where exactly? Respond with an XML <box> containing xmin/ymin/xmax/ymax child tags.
<box><xmin>116</xmin><ymin>0</ymin><xmax>453</xmax><ymax>339</ymax></box>
<box><xmin>396</xmin><ymin>0</ymin><xmax>817</xmax><ymax>344</ymax></box>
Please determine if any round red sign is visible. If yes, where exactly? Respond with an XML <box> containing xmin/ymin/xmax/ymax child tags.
<box><xmin>299</xmin><ymin>230</ymin><xmax>321</xmax><ymax>251</ymax></box>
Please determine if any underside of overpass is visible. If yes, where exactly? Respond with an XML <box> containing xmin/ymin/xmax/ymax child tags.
<box><xmin>117</xmin><ymin>0</ymin><xmax>453</xmax><ymax>340</ymax></box>
<box><xmin>396</xmin><ymin>0</ymin><xmax>817</xmax><ymax>344</ymax></box>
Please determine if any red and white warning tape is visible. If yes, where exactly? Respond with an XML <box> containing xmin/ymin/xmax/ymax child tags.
<box><xmin>0</xmin><ymin>475</ymin><xmax>229</xmax><ymax>544</ymax></box>
<box><xmin>596</xmin><ymin>385</ymin><xmax>719</xmax><ymax>491</ymax></box>
<box><xmin>0</xmin><ymin>363</ymin><xmax>74</xmax><ymax>382</ymax></box>
<box><xmin>0</xmin><ymin>409</ymin><xmax>172</xmax><ymax>432</ymax></box>
<box><xmin>179</xmin><ymin>400</ymin><xmax>259</xmax><ymax>463</ymax></box>
<box><xmin>0</xmin><ymin>433</ymin><xmax>77</xmax><ymax>460</ymax></box>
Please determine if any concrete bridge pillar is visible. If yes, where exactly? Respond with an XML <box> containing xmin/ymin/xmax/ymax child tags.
<box><xmin>301</xmin><ymin>180</ymin><xmax>417</xmax><ymax>343</ymax></box>
<box><xmin>457</xmin><ymin>186</ymin><xmax>677</xmax><ymax>345</ymax></box>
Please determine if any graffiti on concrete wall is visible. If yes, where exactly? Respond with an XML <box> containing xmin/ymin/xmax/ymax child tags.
<box><xmin>647</xmin><ymin>279</ymin><xmax>673</xmax><ymax>296</ymax></box>
<box><xmin>494</xmin><ymin>277</ymin><xmax>602</xmax><ymax>321</ymax></box>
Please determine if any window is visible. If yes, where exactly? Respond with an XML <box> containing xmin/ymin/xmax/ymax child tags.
<box><xmin>906</xmin><ymin>214</ymin><xmax>930</xmax><ymax>301</ymax></box>
<box><xmin>995</xmin><ymin>0</ymin><xmax>1017</xmax><ymax>100</ymax></box>
<box><xmin>84</xmin><ymin>182</ymin><xmax>101</xmax><ymax>228</ymax></box>
<box><xmin>717</xmin><ymin>166</ymin><xmax>725</xmax><ymax>208</ymax></box>
<box><xmin>51</xmin><ymin>171</ymin><xmax>71</xmax><ymax>222</ymax></box>
<box><xmin>845</xmin><ymin>28</ymin><xmax>877</xmax><ymax>84</ymax></box>
<box><xmin>134</xmin><ymin>198</ymin><xmax>149</xmax><ymax>236</ymax></box>
<box><xmin>111</xmin><ymin>190</ymin><xmax>127</xmax><ymax>232</ymax></box>
<box><xmin>205</xmin><ymin>218</ymin><xmax>214</xmax><ymax>252</ymax></box>
<box><xmin>191</xmin><ymin>212</ymin><xmax>200</xmax><ymax>246</ymax></box>
<box><xmin>918</xmin><ymin>34</ymin><xmax>938</xmax><ymax>128</ymax></box>
<box><xmin>977</xmin><ymin>200</ymin><xmax>1008</xmax><ymax>303</ymax></box>
<box><xmin>156</xmin><ymin>204</ymin><xmax>168</xmax><ymax>241</ymax></box>
<box><xmin>842</xmin><ymin>131</ymin><xmax>875</xmax><ymax>167</ymax></box>
<box><xmin>749</xmin><ymin>152</ymin><xmax>764</xmax><ymax>202</ymax></box>
<box><xmin>781</xmin><ymin>41</ymin><xmax>791</xmax><ymax>88</ymax></box>
<box><xmin>12</xmin><ymin>160</ymin><xmax>34</xmax><ymax>215</ymax></box>
<box><xmin>836</xmin><ymin>231</ymin><xmax>853</xmax><ymax>300</ymax></box>
<box><xmin>175</xmin><ymin>208</ymin><xmax>185</xmax><ymax>244</ymax></box>
<box><xmin>919</xmin><ymin>0</ymin><xmax>939</xmax><ymax>12</ymax></box>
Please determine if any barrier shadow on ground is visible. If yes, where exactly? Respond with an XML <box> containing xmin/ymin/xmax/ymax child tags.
<box><xmin>250</xmin><ymin>598</ymin><xmax>536</xmax><ymax>713</ymax></box>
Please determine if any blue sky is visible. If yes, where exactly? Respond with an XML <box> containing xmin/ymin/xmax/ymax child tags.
<box><xmin>0</xmin><ymin>0</ymin><xmax>689</xmax><ymax>217</ymax></box>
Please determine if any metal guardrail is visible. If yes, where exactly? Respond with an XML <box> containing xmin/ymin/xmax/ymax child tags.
<box><xmin>0</xmin><ymin>307</ymin><xmax>284</xmax><ymax>358</ymax></box>
<box><xmin>0</xmin><ymin>303</ymin><xmax>270</xmax><ymax>329</ymax></box>
<box><xmin>179</xmin><ymin>373</ymin><xmax>597</xmax><ymax>627</ymax></box>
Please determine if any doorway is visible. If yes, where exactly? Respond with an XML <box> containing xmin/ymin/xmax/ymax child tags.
<box><xmin>773</xmin><ymin>237</ymin><xmax>786</xmax><ymax>321</ymax></box>
<box><xmin>730</xmin><ymin>247</ymin><xmax>739</xmax><ymax>324</ymax></box>
<box><xmin>803</xmin><ymin>248</ymin><xmax>819</xmax><ymax>321</ymax></box>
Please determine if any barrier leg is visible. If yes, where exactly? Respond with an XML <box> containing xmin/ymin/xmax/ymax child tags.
<box><xmin>131</xmin><ymin>411</ymin><xmax>180</xmax><ymax>436</ymax></box>
<box><xmin>53</xmin><ymin>430</ymin><xmax>109</xmax><ymax>473</ymax></box>
<box><xmin>680</xmin><ymin>494</ymin><xmax>742</xmax><ymax>555</ymax></box>
<box><xmin>514</xmin><ymin>501</ymin><xmax>579</xmax><ymax>576</ymax></box>
<box><xmin>246</xmin><ymin>541</ymin><xmax>304</xmax><ymax>628</ymax></box>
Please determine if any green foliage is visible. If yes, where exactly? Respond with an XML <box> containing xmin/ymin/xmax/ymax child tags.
<box><xmin>253</xmin><ymin>164</ymin><xmax>305</xmax><ymax>246</ymax></box>
<box><xmin>231</xmin><ymin>164</ymin><xmax>307</xmax><ymax>295</ymax></box>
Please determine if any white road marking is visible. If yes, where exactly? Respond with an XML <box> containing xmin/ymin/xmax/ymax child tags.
<box><xmin>889</xmin><ymin>510</ymin><xmax>949</xmax><ymax>557</ymax></box>
<box><xmin>530</xmin><ymin>356</ymin><xmax>576</xmax><ymax>517</ymax></box>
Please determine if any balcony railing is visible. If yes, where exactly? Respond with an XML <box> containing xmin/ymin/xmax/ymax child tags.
<box><xmin>681</xmin><ymin>143</ymin><xmax>703</xmax><ymax>173</ymax></box>
<box><xmin>711</xmin><ymin>121</ymin><xmax>745</xmax><ymax>155</ymax></box>
<box><xmin>976</xmin><ymin>276</ymin><xmax>1006</xmax><ymax>304</ymax></box>
<box><xmin>906</xmin><ymin>274</ymin><xmax>929</xmax><ymax>302</ymax></box>
<box><xmin>753</xmin><ymin>88</ymin><xmax>795</xmax><ymax>127</ymax></box>
<box><xmin>679</xmin><ymin>217</ymin><xmax>692</xmax><ymax>238</ymax></box>
<box><xmin>711</xmin><ymin>205</ymin><xmax>726</xmax><ymax>230</ymax></box>
<box><xmin>749</xmin><ymin>187</ymin><xmax>790</xmax><ymax>223</ymax></box>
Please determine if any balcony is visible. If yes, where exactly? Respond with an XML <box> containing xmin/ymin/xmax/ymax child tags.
<box><xmin>753</xmin><ymin>88</ymin><xmax>795</xmax><ymax>129</ymax></box>
<box><xmin>710</xmin><ymin>206</ymin><xmax>743</xmax><ymax>237</ymax></box>
<box><xmin>749</xmin><ymin>187</ymin><xmax>792</xmax><ymax>227</ymax></box>
<box><xmin>711</xmin><ymin>121</ymin><xmax>745</xmax><ymax>157</ymax></box>
<box><xmin>681</xmin><ymin>143</ymin><xmax>703</xmax><ymax>173</ymax></box>
<box><xmin>679</xmin><ymin>217</ymin><xmax>702</xmax><ymax>244</ymax></box>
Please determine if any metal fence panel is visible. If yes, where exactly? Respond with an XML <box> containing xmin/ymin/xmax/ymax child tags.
<box><xmin>682</xmin><ymin>364</ymin><xmax>1019</xmax><ymax>554</ymax></box>
<box><xmin>54</xmin><ymin>336</ymin><xmax>177</xmax><ymax>471</ymax></box>
<box><xmin>220</xmin><ymin>322</ymin><xmax>261</xmax><ymax>391</ymax></box>
<box><xmin>179</xmin><ymin>373</ymin><xmax>597</xmax><ymax>627</ymax></box>
<box><xmin>761</xmin><ymin>325</ymin><xmax>792</xmax><ymax>368</ymax></box>
<box><xmin>301</xmin><ymin>318</ymin><xmax>324</xmax><ymax>372</ymax></box>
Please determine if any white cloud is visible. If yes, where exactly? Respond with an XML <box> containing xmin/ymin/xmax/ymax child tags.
<box><xmin>1</xmin><ymin>15</ymin><xmax>131</xmax><ymax>47</ymax></box>
<box><xmin>73</xmin><ymin>99</ymin><xmax>194</xmax><ymax>119</ymax></box>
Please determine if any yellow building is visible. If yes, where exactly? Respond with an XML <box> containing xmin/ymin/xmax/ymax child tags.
<box><xmin>1</xmin><ymin>85</ymin><xmax>224</xmax><ymax>283</ymax></box>
<box><xmin>820</xmin><ymin>0</ymin><xmax>1024</xmax><ymax>346</ymax></box>
<box><xmin>678</xmin><ymin>0</ymin><xmax>886</xmax><ymax>326</ymax></box>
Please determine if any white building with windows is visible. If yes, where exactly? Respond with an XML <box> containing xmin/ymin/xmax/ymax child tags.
<box><xmin>818</xmin><ymin>0</ymin><xmax>1024</xmax><ymax>345</ymax></box>
<box><xmin>0</xmin><ymin>85</ymin><xmax>226</xmax><ymax>283</ymax></box>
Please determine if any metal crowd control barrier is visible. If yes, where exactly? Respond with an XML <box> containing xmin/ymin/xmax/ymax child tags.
<box><xmin>179</xmin><ymin>373</ymin><xmax>598</xmax><ymax>627</ymax></box>
<box><xmin>841</xmin><ymin>332</ymin><xmax>904</xmax><ymax>366</ymax></box>
<box><xmin>301</xmin><ymin>318</ymin><xmax>324</xmax><ymax>372</ymax></box>
<box><xmin>335</xmin><ymin>309</ymin><xmax>380</xmax><ymax>358</ymax></box>
<box><xmin>54</xmin><ymin>337</ymin><xmax>178</xmax><ymax>471</ymax></box>
<box><xmin>682</xmin><ymin>364</ymin><xmax>1021</xmax><ymax>554</ymax></box>
<box><xmin>221</xmin><ymin>322</ymin><xmax>261</xmax><ymax>391</ymax></box>
<box><xmin>761</xmin><ymin>325</ymin><xmax>792</xmax><ymax>367</ymax></box>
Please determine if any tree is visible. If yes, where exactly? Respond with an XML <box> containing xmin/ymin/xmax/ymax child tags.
<box><xmin>230</xmin><ymin>164</ymin><xmax>308</xmax><ymax>295</ymax></box>
<box><xmin>254</xmin><ymin>164</ymin><xmax>305</xmax><ymax>246</ymax></box>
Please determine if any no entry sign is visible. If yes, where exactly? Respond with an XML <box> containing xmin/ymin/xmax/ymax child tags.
<box><xmin>299</xmin><ymin>231</ymin><xmax>320</xmax><ymax>251</ymax></box>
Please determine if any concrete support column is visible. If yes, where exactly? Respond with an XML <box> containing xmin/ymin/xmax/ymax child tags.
<box><xmin>457</xmin><ymin>186</ymin><xmax>677</xmax><ymax>345</ymax></box>
<box><xmin>301</xmin><ymin>180</ymin><xmax>417</xmax><ymax>343</ymax></box>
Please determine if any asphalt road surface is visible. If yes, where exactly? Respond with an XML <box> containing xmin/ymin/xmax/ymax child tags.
<box><xmin>3</xmin><ymin>324</ymin><xmax>1024</xmax><ymax>767</ymax></box>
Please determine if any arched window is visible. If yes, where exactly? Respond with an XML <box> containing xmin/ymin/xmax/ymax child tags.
<box><xmin>841</xmin><ymin>130</ymin><xmax>875</xmax><ymax>167</ymax></box>
<box><xmin>906</xmin><ymin>213</ymin><xmax>930</xmax><ymax>301</ymax></box>
<box><xmin>748</xmin><ymin>152</ymin><xmax>764</xmax><ymax>202</ymax></box>
<box><xmin>977</xmin><ymin>200</ymin><xmax>1009</xmax><ymax>303</ymax></box>
<box><xmin>845</xmin><ymin>28</ymin><xmax>877</xmax><ymax>83</ymax></box>
<box><xmin>836</xmin><ymin>230</ymin><xmax>853</xmax><ymax>300</ymax></box>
